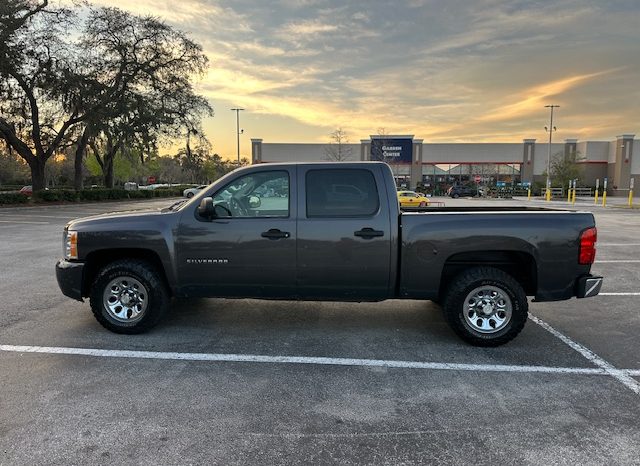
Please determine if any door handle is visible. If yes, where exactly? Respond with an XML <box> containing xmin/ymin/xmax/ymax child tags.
<box><xmin>261</xmin><ymin>228</ymin><xmax>290</xmax><ymax>240</ymax></box>
<box><xmin>354</xmin><ymin>228</ymin><xmax>384</xmax><ymax>239</ymax></box>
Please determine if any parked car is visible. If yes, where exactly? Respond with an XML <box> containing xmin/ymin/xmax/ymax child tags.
<box><xmin>183</xmin><ymin>185</ymin><xmax>207</xmax><ymax>198</ymax></box>
<box><xmin>139</xmin><ymin>183</ymin><xmax>170</xmax><ymax>191</ymax></box>
<box><xmin>18</xmin><ymin>185</ymin><xmax>48</xmax><ymax>196</ymax></box>
<box><xmin>447</xmin><ymin>185</ymin><xmax>482</xmax><ymax>198</ymax></box>
<box><xmin>56</xmin><ymin>161</ymin><xmax>602</xmax><ymax>346</ymax></box>
<box><xmin>397</xmin><ymin>190</ymin><xmax>430</xmax><ymax>207</ymax></box>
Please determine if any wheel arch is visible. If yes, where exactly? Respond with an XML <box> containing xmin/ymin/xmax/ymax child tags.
<box><xmin>440</xmin><ymin>250</ymin><xmax>537</xmax><ymax>297</ymax></box>
<box><xmin>82</xmin><ymin>248</ymin><xmax>173</xmax><ymax>297</ymax></box>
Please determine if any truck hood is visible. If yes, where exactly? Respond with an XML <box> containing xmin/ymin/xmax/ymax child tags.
<box><xmin>67</xmin><ymin>208</ymin><xmax>171</xmax><ymax>230</ymax></box>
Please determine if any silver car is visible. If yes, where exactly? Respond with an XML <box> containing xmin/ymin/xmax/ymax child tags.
<box><xmin>183</xmin><ymin>185</ymin><xmax>207</xmax><ymax>198</ymax></box>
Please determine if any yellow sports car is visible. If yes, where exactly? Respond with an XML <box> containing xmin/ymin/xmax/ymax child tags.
<box><xmin>397</xmin><ymin>190</ymin><xmax>430</xmax><ymax>207</ymax></box>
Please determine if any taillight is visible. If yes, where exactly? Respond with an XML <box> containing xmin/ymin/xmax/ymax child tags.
<box><xmin>579</xmin><ymin>227</ymin><xmax>597</xmax><ymax>265</ymax></box>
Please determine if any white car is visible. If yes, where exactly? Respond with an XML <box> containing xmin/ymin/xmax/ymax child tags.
<box><xmin>139</xmin><ymin>183</ymin><xmax>169</xmax><ymax>191</ymax></box>
<box><xmin>183</xmin><ymin>185</ymin><xmax>207</xmax><ymax>198</ymax></box>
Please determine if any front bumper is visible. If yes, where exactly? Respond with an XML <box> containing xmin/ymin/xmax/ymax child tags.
<box><xmin>55</xmin><ymin>259</ymin><xmax>85</xmax><ymax>301</ymax></box>
<box><xmin>576</xmin><ymin>274</ymin><xmax>603</xmax><ymax>298</ymax></box>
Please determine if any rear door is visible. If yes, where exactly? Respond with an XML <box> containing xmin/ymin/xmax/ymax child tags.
<box><xmin>297</xmin><ymin>166</ymin><xmax>392</xmax><ymax>300</ymax></box>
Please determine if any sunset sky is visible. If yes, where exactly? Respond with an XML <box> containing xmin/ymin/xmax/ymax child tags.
<box><xmin>91</xmin><ymin>0</ymin><xmax>639</xmax><ymax>159</ymax></box>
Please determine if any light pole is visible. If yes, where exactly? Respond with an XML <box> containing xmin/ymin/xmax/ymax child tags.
<box><xmin>231</xmin><ymin>108</ymin><xmax>244</xmax><ymax>164</ymax></box>
<box><xmin>544</xmin><ymin>104</ymin><xmax>559</xmax><ymax>201</ymax></box>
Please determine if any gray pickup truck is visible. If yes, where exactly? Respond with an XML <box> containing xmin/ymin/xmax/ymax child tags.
<box><xmin>56</xmin><ymin>162</ymin><xmax>602</xmax><ymax>346</ymax></box>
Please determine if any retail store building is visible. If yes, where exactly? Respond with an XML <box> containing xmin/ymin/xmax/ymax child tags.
<box><xmin>251</xmin><ymin>134</ymin><xmax>637</xmax><ymax>196</ymax></box>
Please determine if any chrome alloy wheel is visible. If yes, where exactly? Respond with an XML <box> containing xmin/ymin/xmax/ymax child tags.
<box><xmin>102</xmin><ymin>276</ymin><xmax>148</xmax><ymax>322</ymax></box>
<box><xmin>463</xmin><ymin>285</ymin><xmax>512</xmax><ymax>334</ymax></box>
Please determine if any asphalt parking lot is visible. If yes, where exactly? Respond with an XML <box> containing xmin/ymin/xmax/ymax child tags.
<box><xmin>1</xmin><ymin>197</ymin><xmax>639</xmax><ymax>465</ymax></box>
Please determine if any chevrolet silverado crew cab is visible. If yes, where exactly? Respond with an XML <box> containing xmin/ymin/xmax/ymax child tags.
<box><xmin>56</xmin><ymin>162</ymin><xmax>603</xmax><ymax>346</ymax></box>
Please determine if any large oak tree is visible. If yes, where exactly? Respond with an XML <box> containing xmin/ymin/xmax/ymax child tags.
<box><xmin>0</xmin><ymin>1</ymin><xmax>81</xmax><ymax>190</ymax></box>
<box><xmin>0</xmin><ymin>2</ymin><xmax>212</xmax><ymax>191</ymax></box>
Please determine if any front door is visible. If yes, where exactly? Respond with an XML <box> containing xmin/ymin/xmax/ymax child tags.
<box><xmin>175</xmin><ymin>167</ymin><xmax>296</xmax><ymax>298</ymax></box>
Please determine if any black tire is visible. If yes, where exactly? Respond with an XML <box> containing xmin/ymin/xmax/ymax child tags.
<box><xmin>89</xmin><ymin>259</ymin><xmax>169</xmax><ymax>334</ymax></box>
<box><xmin>452</xmin><ymin>193</ymin><xmax>460</xmax><ymax>199</ymax></box>
<box><xmin>186</xmin><ymin>192</ymin><xmax>194</xmax><ymax>198</ymax></box>
<box><xmin>442</xmin><ymin>267</ymin><xmax>527</xmax><ymax>346</ymax></box>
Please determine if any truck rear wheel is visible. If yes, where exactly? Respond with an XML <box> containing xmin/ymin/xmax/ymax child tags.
<box><xmin>442</xmin><ymin>267</ymin><xmax>527</xmax><ymax>346</ymax></box>
<box><xmin>89</xmin><ymin>259</ymin><xmax>169</xmax><ymax>334</ymax></box>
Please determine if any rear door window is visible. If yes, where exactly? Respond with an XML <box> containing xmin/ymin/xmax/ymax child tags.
<box><xmin>306</xmin><ymin>169</ymin><xmax>379</xmax><ymax>217</ymax></box>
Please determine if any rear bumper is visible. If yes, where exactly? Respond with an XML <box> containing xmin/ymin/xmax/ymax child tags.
<box><xmin>534</xmin><ymin>274</ymin><xmax>603</xmax><ymax>302</ymax></box>
<box><xmin>576</xmin><ymin>274</ymin><xmax>603</xmax><ymax>299</ymax></box>
<box><xmin>55</xmin><ymin>259</ymin><xmax>85</xmax><ymax>302</ymax></box>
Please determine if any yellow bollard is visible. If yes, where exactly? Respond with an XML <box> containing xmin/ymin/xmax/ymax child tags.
<box><xmin>594</xmin><ymin>190</ymin><xmax>599</xmax><ymax>205</ymax></box>
<box><xmin>527</xmin><ymin>188</ymin><xmax>531</xmax><ymax>200</ymax></box>
<box><xmin>629</xmin><ymin>190</ymin><xmax>634</xmax><ymax>207</ymax></box>
<box><xmin>567</xmin><ymin>186</ymin><xmax>572</xmax><ymax>203</ymax></box>
<box><xmin>545</xmin><ymin>188</ymin><xmax>551</xmax><ymax>202</ymax></box>
<box><xmin>572</xmin><ymin>185</ymin><xmax>577</xmax><ymax>204</ymax></box>
<box><xmin>602</xmin><ymin>191</ymin><xmax>607</xmax><ymax>207</ymax></box>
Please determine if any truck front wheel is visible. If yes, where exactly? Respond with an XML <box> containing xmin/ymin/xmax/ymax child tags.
<box><xmin>89</xmin><ymin>259</ymin><xmax>169</xmax><ymax>334</ymax></box>
<box><xmin>442</xmin><ymin>267</ymin><xmax>527</xmax><ymax>346</ymax></box>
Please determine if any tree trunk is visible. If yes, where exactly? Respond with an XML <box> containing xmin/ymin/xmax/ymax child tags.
<box><xmin>104</xmin><ymin>155</ymin><xmax>114</xmax><ymax>188</ymax></box>
<box><xmin>29</xmin><ymin>158</ymin><xmax>46</xmax><ymax>191</ymax></box>
<box><xmin>74</xmin><ymin>126</ymin><xmax>91</xmax><ymax>191</ymax></box>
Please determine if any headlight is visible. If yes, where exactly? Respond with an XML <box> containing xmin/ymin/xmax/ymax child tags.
<box><xmin>64</xmin><ymin>230</ymin><xmax>78</xmax><ymax>260</ymax></box>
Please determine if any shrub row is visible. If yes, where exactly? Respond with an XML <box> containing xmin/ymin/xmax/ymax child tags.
<box><xmin>31</xmin><ymin>187</ymin><xmax>186</xmax><ymax>202</ymax></box>
<box><xmin>0</xmin><ymin>192</ymin><xmax>29</xmax><ymax>204</ymax></box>
<box><xmin>0</xmin><ymin>187</ymin><xmax>187</xmax><ymax>205</ymax></box>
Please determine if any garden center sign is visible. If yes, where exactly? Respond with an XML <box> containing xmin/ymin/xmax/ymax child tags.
<box><xmin>370</xmin><ymin>136</ymin><xmax>413</xmax><ymax>164</ymax></box>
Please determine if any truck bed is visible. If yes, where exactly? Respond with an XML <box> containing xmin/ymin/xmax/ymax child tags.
<box><xmin>398</xmin><ymin>207</ymin><xmax>595</xmax><ymax>302</ymax></box>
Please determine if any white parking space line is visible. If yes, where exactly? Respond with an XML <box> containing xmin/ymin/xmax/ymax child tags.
<box><xmin>0</xmin><ymin>220</ymin><xmax>49</xmax><ymax>224</ymax></box>
<box><xmin>598</xmin><ymin>243</ymin><xmax>640</xmax><ymax>247</ymax></box>
<box><xmin>529</xmin><ymin>314</ymin><xmax>640</xmax><ymax>395</ymax></box>
<box><xmin>596</xmin><ymin>260</ymin><xmax>640</xmax><ymax>263</ymax></box>
<box><xmin>599</xmin><ymin>292</ymin><xmax>640</xmax><ymax>296</ymax></box>
<box><xmin>0</xmin><ymin>214</ymin><xmax>78</xmax><ymax>219</ymax></box>
<box><xmin>1</xmin><ymin>344</ymin><xmax>639</xmax><ymax>379</ymax></box>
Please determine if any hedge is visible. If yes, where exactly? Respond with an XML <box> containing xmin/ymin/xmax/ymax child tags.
<box><xmin>0</xmin><ymin>192</ymin><xmax>29</xmax><ymax>204</ymax></box>
<box><xmin>152</xmin><ymin>187</ymin><xmax>186</xmax><ymax>197</ymax></box>
<box><xmin>75</xmin><ymin>187</ymin><xmax>184</xmax><ymax>201</ymax></box>
<box><xmin>0</xmin><ymin>187</ymin><xmax>186</xmax><ymax>205</ymax></box>
<box><xmin>33</xmin><ymin>189</ymin><xmax>80</xmax><ymax>202</ymax></box>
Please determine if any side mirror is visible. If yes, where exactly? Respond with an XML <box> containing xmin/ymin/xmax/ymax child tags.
<box><xmin>197</xmin><ymin>197</ymin><xmax>215</xmax><ymax>219</ymax></box>
<box><xmin>248</xmin><ymin>195</ymin><xmax>261</xmax><ymax>209</ymax></box>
